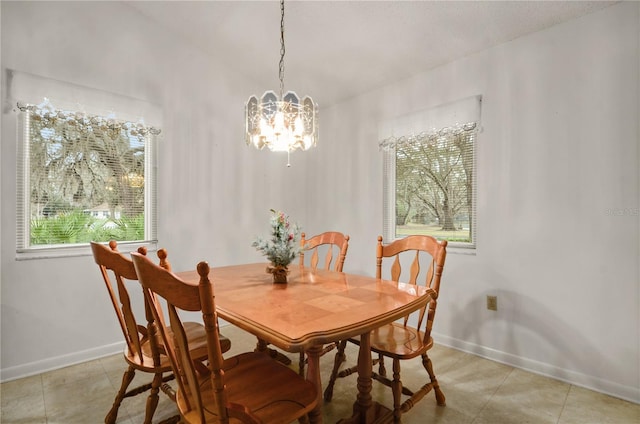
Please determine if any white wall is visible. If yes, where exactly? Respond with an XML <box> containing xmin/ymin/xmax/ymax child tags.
<box><xmin>1</xmin><ymin>1</ymin><xmax>309</xmax><ymax>379</ymax></box>
<box><xmin>1</xmin><ymin>0</ymin><xmax>638</xmax><ymax>405</ymax></box>
<box><xmin>310</xmin><ymin>2</ymin><xmax>639</xmax><ymax>403</ymax></box>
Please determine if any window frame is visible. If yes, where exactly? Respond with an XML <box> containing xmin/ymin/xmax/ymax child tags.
<box><xmin>381</xmin><ymin>97</ymin><xmax>480</xmax><ymax>251</ymax></box>
<box><xmin>15</xmin><ymin>103</ymin><xmax>159</xmax><ymax>260</ymax></box>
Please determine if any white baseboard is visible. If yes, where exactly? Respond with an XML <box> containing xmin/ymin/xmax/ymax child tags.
<box><xmin>433</xmin><ymin>332</ymin><xmax>640</xmax><ymax>404</ymax></box>
<box><xmin>0</xmin><ymin>323</ymin><xmax>235</xmax><ymax>383</ymax></box>
<box><xmin>0</xmin><ymin>341</ymin><xmax>125</xmax><ymax>383</ymax></box>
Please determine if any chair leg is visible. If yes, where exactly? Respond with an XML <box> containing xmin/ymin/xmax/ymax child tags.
<box><xmin>299</xmin><ymin>352</ymin><xmax>306</xmax><ymax>377</ymax></box>
<box><xmin>323</xmin><ymin>340</ymin><xmax>347</xmax><ymax>402</ymax></box>
<box><xmin>391</xmin><ymin>359</ymin><xmax>402</xmax><ymax>423</ymax></box>
<box><xmin>377</xmin><ymin>353</ymin><xmax>387</xmax><ymax>377</ymax></box>
<box><xmin>143</xmin><ymin>372</ymin><xmax>164</xmax><ymax>424</ymax></box>
<box><xmin>105</xmin><ymin>365</ymin><xmax>136</xmax><ymax>424</ymax></box>
<box><xmin>423</xmin><ymin>353</ymin><xmax>446</xmax><ymax>406</ymax></box>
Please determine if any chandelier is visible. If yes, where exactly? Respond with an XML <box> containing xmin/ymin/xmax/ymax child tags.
<box><xmin>245</xmin><ymin>0</ymin><xmax>318</xmax><ymax>166</ymax></box>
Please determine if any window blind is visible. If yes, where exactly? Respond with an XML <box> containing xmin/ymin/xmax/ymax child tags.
<box><xmin>16</xmin><ymin>101</ymin><xmax>160</xmax><ymax>251</ymax></box>
<box><xmin>9</xmin><ymin>71</ymin><xmax>162</xmax><ymax>257</ymax></box>
<box><xmin>381</xmin><ymin>95</ymin><xmax>481</xmax><ymax>247</ymax></box>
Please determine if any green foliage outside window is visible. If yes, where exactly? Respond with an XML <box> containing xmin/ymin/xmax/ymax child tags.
<box><xmin>18</xmin><ymin>100</ymin><xmax>157</xmax><ymax>248</ymax></box>
<box><xmin>30</xmin><ymin>212</ymin><xmax>145</xmax><ymax>245</ymax></box>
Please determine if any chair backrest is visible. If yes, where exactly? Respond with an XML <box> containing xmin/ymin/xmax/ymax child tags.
<box><xmin>91</xmin><ymin>241</ymin><xmax>170</xmax><ymax>364</ymax></box>
<box><xmin>299</xmin><ymin>231</ymin><xmax>350</xmax><ymax>272</ymax></box>
<box><xmin>375</xmin><ymin>235</ymin><xmax>447</xmax><ymax>342</ymax></box>
<box><xmin>131</xmin><ymin>252</ymin><xmax>228</xmax><ymax>423</ymax></box>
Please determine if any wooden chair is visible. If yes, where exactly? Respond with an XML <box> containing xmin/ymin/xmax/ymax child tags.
<box><xmin>323</xmin><ymin>235</ymin><xmax>448</xmax><ymax>423</ymax></box>
<box><xmin>91</xmin><ymin>241</ymin><xmax>231</xmax><ymax>424</ymax></box>
<box><xmin>131</xmin><ymin>252</ymin><xmax>318</xmax><ymax>424</ymax></box>
<box><xmin>256</xmin><ymin>231</ymin><xmax>351</xmax><ymax>374</ymax></box>
<box><xmin>299</xmin><ymin>231</ymin><xmax>350</xmax><ymax>272</ymax></box>
<box><xmin>297</xmin><ymin>231</ymin><xmax>350</xmax><ymax>375</ymax></box>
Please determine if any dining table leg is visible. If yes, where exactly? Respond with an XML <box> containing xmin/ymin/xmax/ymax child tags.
<box><xmin>338</xmin><ymin>332</ymin><xmax>391</xmax><ymax>424</ymax></box>
<box><xmin>255</xmin><ymin>337</ymin><xmax>292</xmax><ymax>365</ymax></box>
<box><xmin>354</xmin><ymin>331</ymin><xmax>376</xmax><ymax>423</ymax></box>
<box><xmin>305</xmin><ymin>345</ymin><xmax>323</xmax><ymax>424</ymax></box>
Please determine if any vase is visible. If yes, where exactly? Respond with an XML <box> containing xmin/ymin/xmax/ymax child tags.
<box><xmin>267</xmin><ymin>265</ymin><xmax>289</xmax><ymax>284</ymax></box>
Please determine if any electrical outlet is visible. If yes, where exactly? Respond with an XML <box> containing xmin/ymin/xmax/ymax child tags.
<box><xmin>487</xmin><ymin>295</ymin><xmax>498</xmax><ymax>311</ymax></box>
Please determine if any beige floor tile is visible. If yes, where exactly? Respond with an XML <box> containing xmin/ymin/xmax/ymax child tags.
<box><xmin>43</xmin><ymin>372</ymin><xmax>131</xmax><ymax>424</ymax></box>
<box><xmin>473</xmin><ymin>368</ymin><xmax>571</xmax><ymax>424</ymax></box>
<box><xmin>97</xmin><ymin>351</ymin><xmax>132</xmax><ymax>388</ymax></box>
<box><xmin>429</xmin><ymin>343</ymin><xmax>472</xmax><ymax>374</ymax></box>
<box><xmin>44</xmin><ymin>404</ymin><xmax>132</xmax><ymax>424</ymax></box>
<box><xmin>1</xmin><ymin>375</ymin><xmax>46</xmax><ymax>424</ymax></box>
<box><xmin>43</xmin><ymin>370</ymin><xmax>114</xmax><ymax>403</ymax></box>
<box><xmin>558</xmin><ymin>385</ymin><xmax>640</xmax><ymax>424</ymax></box>
<box><xmin>98</xmin><ymin>351</ymin><xmax>128</xmax><ymax>374</ymax></box>
<box><xmin>41</xmin><ymin>358</ymin><xmax>107</xmax><ymax>389</ymax></box>
<box><xmin>1</xmin><ymin>374</ymin><xmax>43</xmax><ymax>400</ymax></box>
<box><xmin>123</xmin><ymin>392</ymin><xmax>179</xmax><ymax>423</ymax></box>
<box><xmin>426</xmin><ymin>385</ymin><xmax>482</xmax><ymax>424</ymax></box>
<box><xmin>103</xmin><ymin>366</ymin><xmax>132</xmax><ymax>394</ymax></box>
<box><xmin>436</xmin><ymin>353</ymin><xmax>513</xmax><ymax>420</ymax></box>
<box><xmin>472</xmin><ymin>412</ymin><xmax>557</xmax><ymax>424</ymax></box>
<box><xmin>0</xmin><ymin>399</ymin><xmax>47</xmax><ymax>424</ymax></box>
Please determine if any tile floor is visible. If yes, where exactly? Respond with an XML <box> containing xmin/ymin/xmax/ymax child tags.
<box><xmin>1</xmin><ymin>325</ymin><xmax>638</xmax><ymax>424</ymax></box>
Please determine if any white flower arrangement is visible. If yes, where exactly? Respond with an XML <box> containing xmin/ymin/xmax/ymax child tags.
<box><xmin>252</xmin><ymin>209</ymin><xmax>302</xmax><ymax>268</ymax></box>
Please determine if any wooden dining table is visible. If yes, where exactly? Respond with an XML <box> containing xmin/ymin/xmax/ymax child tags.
<box><xmin>177</xmin><ymin>262</ymin><xmax>434</xmax><ymax>424</ymax></box>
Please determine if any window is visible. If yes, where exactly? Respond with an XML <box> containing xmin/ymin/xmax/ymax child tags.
<box><xmin>16</xmin><ymin>98</ymin><xmax>159</xmax><ymax>255</ymax></box>
<box><xmin>381</xmin><ymin>96</ymin><xmax>480</xmax><ymax>248</ymax></box>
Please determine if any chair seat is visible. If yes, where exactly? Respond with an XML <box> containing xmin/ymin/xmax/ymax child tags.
<box><xmin>178</xmin><ymin>352</ymin><xmax>318</xmax><ymax>424</ymax></box>
<box><xmin>349</xmin><ymin>322</ymin><xmax>434</xmax><ymax>360</ymax></box>
<box><xmin>125</xmin><ymin>322</ymin><xmax>231</xmax><ymax>372</ymax></box>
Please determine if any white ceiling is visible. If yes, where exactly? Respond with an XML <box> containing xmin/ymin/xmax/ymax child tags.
<box><xmin>126</xmin><ymin>0</ymin><xmax>616</xmax><ymax>107</ymax></box>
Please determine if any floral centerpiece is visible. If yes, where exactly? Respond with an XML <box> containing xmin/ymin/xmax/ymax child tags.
<box><xmin>252</xmin><ymin>209</ymin><xmax>302</xmax><ymax>283</ymax></box>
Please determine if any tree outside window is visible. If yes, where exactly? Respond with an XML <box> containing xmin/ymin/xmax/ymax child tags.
<box><xmin>381</xmin><ymin>96</ymin><xmax>480</xmax><ymax>248</ymax></box>
<box><xmin>17</xmin><ymin>100</ymin><xmax>158</xmax><ymax>250</ymax></box>
<box><xmin>390</xmin><ymin>124</ymin><xmax>476</xmax><ymax>244</ymax></box>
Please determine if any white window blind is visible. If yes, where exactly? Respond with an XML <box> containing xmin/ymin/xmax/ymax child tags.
<box><xmin>381</xmin><ymin>95</ymin><xmax>481</xmax><ymax>248</ymax></box>
<box><xmin>10</xmin><ymin>71</ymin><xmax>160</xmax><ymax>258</ymax></box>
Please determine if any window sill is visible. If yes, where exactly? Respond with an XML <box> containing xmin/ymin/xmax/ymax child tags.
<box><xmin>385</xmin><ymin>236</ymin><xmax>476</xmax><ymax>255</ymax></box>
<box><xmin>16</xmin><ymin>240</ymin><xmax>158</xmax><ymax>261</ymax></box>
<box><xmin>446</xmin><ymin>245</ymin><xmax>477</xmax><ymax>256</ymax></box>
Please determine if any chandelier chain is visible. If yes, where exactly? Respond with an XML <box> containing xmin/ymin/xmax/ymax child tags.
<box><xmin>279</xmin><ymin>0</ymin><xmax>286</xmax><ymax>99</ymax></box>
